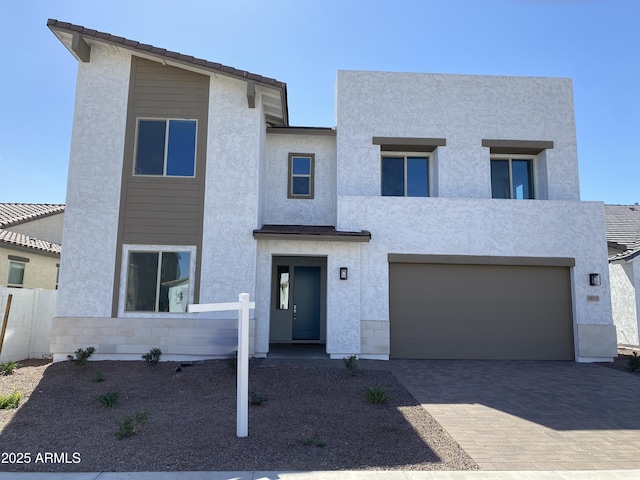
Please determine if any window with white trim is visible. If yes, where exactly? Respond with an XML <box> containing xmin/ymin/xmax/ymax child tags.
<box><xmin>381</xmin><ymin>155</ymin><xmax>429</xmax><ymax>197</ymax></box>
<box><xmin>125</xmin><ymin>250</ymin><xmax>192</xmax><ymax>312</ymax></box>
<box><xmin>134</xmin><ymin>119</ymin><xmax>197</xmax><ymax>177</ymax></box>
<box><xmin>288</xmin><ymin>153</ymin><xmax>315</xmax><ymax>198</ymax></box>
<box><xmin>491</xmin><ymin>156</ymin><xmax>534</xmax><ymax>199</ymax></box>
<box><xmin>8</xmin><ymin>260</ymin><xmax>26</xmax><ymax>288</ymax></box>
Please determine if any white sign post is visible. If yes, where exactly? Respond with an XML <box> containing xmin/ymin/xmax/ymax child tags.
<box><xmin>188</xmin><ymin>293</ymin><xmax>254</xmax><ymax>438</ymax></box>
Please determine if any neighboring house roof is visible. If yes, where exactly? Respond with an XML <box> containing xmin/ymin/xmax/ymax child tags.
<box><xmin>47</xmin><ymin>19</ymin><xmax>289</xmax><ymax>127</ymax></box>
<box><xmin>0</xmin><ymin>203</ymin><xmax>64</xmax><ymax>255</ymax></box>
<box><xmin>0</xmin><ymin>203</ymin><xmax>65</xmax><ymax>229</ymax></box>
<box><xmin>605</xmin><ymin>204</ymin><xmax>640</xmax><ymax>262</ymax></box>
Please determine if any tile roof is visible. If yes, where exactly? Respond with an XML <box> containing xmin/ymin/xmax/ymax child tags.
<box><xmin>0</xmin><ymin>204</ymin><xmax>64</xmax><ymax>255</ymax></box>
<box><xmin>0</xmin><ymin>229</ymin><xmax>62</xmax><ymax>255</ymax></box>
<box><xmin>605</xmin><ymin>204</ymin><xmax>640</xmax><ymax>262</ymax></box>
<box><xmin>47</xmin><ymin>19</ymin><xmax>288</xmax><ymax>125</ymax></box>
<box><xmin>0</xmin><ymin>203</ymin><xmax>65</xmax><ymax>229</ymax></box>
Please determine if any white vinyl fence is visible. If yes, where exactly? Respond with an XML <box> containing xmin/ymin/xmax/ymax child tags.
<box><xmin>0</xmin><ymin>287</ymin><xmax>57</xmax><ymax>363</ymax></box>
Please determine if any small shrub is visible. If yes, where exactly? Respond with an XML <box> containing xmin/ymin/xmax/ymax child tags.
<box><xmin>92</xmin><ymin>371</ymin><xmax>106</xmax><ymax>383</ymax></box>
<box><xmin>301</xmin><ymin>436</ymin><xmax>326</xmax><ymax>447</ymax></box>
<box><xmin>142</xmin><ymin>347</ymin><xmax>162</xmax><ymax>367</ymax></box>
<box><xmin>628</xmin><ymin>352</ymin><xmax>640</xmax><ymax>372</ymax></box>
<box><xmin>116</xmin><ymin>408</ymin><xmax>149</xmax><ymax>439</ymax></box>
<box><xmin>343</xmin><ymin>355</ymin><xmax>360</xmax><ymax>376</ymax></box>
<box><xmin>0</xmin><ymin>390</ymin><xmax>22</xmax><ymax>409</ymax></box>
<box><xmin>1</xmin><ymin>361</ymin><xmax>19</xmax><ymax>375</ymax></box>
<box><xmin>227</xmin><ymin>358</ymin><xmax>237</xmax><ymax>373</ymax></box>
<box><xmin>98</xmin><ymin>391</ymin><xmax>119</xmax><ymax>408</ymax></box>
<box><xmin>365</xmin><ymin>386</ymin><xmax>389</xmax><ymax>405</ymax></box>
<box><xmin>67</xmin><ymin>347</ymin><xmax>95</xmax><ymax>368</ymax></box>
<box><xmin>249</xmin><ymin>391</ymin><xmax>267</xmax><ymax>405</ymax></box>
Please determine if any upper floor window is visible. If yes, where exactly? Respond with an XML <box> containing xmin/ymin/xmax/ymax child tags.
<box><xmin>134</xmin><ymin>119</ymin><xmax>197</xmax><ymax>177</ymax></box>
<box><xmin>491</xmin><ymin>156</ymin><xmax>534</xmax><ymax>199</ymax></box>
<box><xmin>8</xmin><ymin>260</ymin><xmax>26</xmax><ymax>288</ymax></box>
<box><xmin>288</xmin><ymin>153</ymin><xmax>315</xmax><ymax>199</ymax></box>
<box><xmin>381</xmin><ymin>155</ymin><xmax>429</xmax><ymax>197</ymax></box>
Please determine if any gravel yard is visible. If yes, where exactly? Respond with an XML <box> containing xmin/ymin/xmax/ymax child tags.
<box><xmin>0</xmin><ymin>358</ymin><xmax>477</xmax><ymax>472</ymax></box>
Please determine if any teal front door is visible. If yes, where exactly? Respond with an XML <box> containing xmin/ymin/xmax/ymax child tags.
<box><xmin>292</xmin><ymin>266</ymin><xmax>321</xmax><ymax>340</ymax></box>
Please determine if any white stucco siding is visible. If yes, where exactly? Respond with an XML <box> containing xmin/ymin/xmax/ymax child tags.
<box><xmin>200</xmin><ymin>74</ymin><xmax>262</xmax><ymax>309</ymax></box>
<box><xmin>338</xmin><ymin>196</ymin><xmax>612</xmax><ymax>328</ymax></box>
<box><xmin>264</xmin><ymin>134</ymin><xmax>337</xmax><ymax>226</ymax></box>
<box><xmin>335</xmin><ymin>71</ymin><xmax>580</xmax><ymax>201</ymax></box>
<box><xmin>610</xmin><ymin>260</ymin><xmax>639</xmax><ymax>346</ymax></box>
<box><xmin>255</xmin><ymin>240</ymin><xmax>362</xmax><ymax>357</ymax></box>
<box><xmin>57</xmin><ymin>45</ymin><xmax>130</xmax><ymax>318</ymax></box>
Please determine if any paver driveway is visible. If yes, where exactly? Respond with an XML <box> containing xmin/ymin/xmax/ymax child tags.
<box><xmin>386</xmin><ymin>360</ymin><xmax>640</xmax><ymax>471</ymax></box>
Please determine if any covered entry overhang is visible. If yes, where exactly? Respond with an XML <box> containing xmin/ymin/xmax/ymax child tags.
<box><xmin>253</xmin><ymin>225</ymin><xmax>370</xmax><ymax>359</ymax></box>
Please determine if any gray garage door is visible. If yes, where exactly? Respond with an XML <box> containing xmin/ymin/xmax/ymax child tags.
<box><xmin>389</xmin><ymin>262</ymin><xmax>574</xmax><ymax>360</ymax></box>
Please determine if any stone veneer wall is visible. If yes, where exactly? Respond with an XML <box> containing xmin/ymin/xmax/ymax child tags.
<box><xmin>360</xmin><ymin>320</ymin><xmax>389</xmax><ymax>359</ymax></box>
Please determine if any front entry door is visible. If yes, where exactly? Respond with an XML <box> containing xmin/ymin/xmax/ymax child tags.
<box><xmin>270</xmin><ymin>256</ymin><xmax>326</xmax><ymax>344</ymax></box>
<box><xmin>292</xmin><ymin>266</ymin><xmax>321</xmax><ymax>340</ymax></box>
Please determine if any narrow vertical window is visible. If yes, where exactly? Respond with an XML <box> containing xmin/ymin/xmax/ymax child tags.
<box><xmin>288</xmin><ymin>153</ymin><xmax>315</xmax><ymax>198</ymax></box>
<box><xmin>8</xmin><ymin>261</ymin><xmax>26</xmax><ymax>288</ymax></box>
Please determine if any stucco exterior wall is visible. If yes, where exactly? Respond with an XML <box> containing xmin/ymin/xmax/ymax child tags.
<box><xmin>199</xmin><ymin>74</ymin><xmax>263</xmax><ymax>309</ymax></box>
<box><xmin>264</xmin><ymin>133</ymin><xmax>337</xmax><ymax>226</ymax></box>
<box><xmin>56</xmin><ymin>44</ymin><xmax>130</xmax><ymax>318</ymax></box>
<box><xmin>610</xmin><ymin>260</ymin><xmax>639</xmax><ymax>346</ymax></box>
<box><xmin>335</xmin><ymin>71</ymin><xmax>580</xmax><ymax>201</ymax></box>
<box><xmin>9</xmin><ymin>213</ymin><xmax>65</xmax><ymax>244</ymax></box>
<box><xmin>1</xmin><ymin>246</ymin><xmax>59</xmax><ymax>290</ymax></box>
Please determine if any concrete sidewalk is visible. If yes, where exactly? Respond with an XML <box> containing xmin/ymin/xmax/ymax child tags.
<box><xmin>1</xmin><ymin>471</ymin><xmax>640</xmax><ymax>479</ymax></box>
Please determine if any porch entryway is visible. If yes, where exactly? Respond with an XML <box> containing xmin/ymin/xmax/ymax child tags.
<box><xmin>269</xmin><ymin>256</ymin><xmax>327</xmax><ymax>352</ymax></box>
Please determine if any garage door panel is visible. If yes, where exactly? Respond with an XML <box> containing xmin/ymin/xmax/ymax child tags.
<box><xmin>389</xmin><ymin>263</ymin><xmax>574</xmax><ymax>360</ymax></box>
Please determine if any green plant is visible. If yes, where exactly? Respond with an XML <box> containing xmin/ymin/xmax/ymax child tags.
<box><xmin>628</xmin><ymin>352</ymin><xmax>640</xmax><ymax>372</ymax></box>
<box><xmin>343</xmin><ymin>355</ymin><xmax>360</xmax><ymax>376</ymax></box>
<box><xmin>116</xmin><ymin>408</ymin><xmax>149</xmax><ymax>439</ymax></box>
<box><xmin>142</xmin><ymin>347</ymin><xmax>162</xmax><ymax>367</ymax></box>
<box><xmin>301</xmin><ymin>436</ymin><xmax>326</xmax><ymax>447</ymax></box>
<box><xmin>1</xmin><ymin>361</ymin><xmax>19</xmax><ymax>375</ymax></box>
<box><xmin>67</xmin><ymin>347</ymin><xmax>95</xmax><ymax>368</ymax></box>
<box><xmin>92</xmin><ymin>371</ymin><xmax>106</xmax><ymax>382</ymax></box>
<box><xmin>227</xmin><ymin>357</ymin><xmax>237</xmax><ymax>373</ymax></box>
<box><xmin>0</xmin><ymin>389</ymin><xmax>22</xmax><ymax>409</ymax></box>
<box><xmin>364</xmin><ymin>386</ymin><xmax>389</xmax><ymax>405</ymax></box>
<box><xmin>249</xmin><ymin>391</ymin><xmax>267</xmax><ymax>405</ymax></box>
<box><xmin>98</xmin><ymin>391</ymin><xmax>119</xmax><ymax>408</ymax></box>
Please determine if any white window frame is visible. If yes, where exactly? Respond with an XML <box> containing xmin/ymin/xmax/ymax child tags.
<box><xmin>118</xmin><ymin>244</ymin><xmax>197</xmax><ymax>317</ymax></box>
<box><xmin>7</xmin><ymin>260</ymin><xmax>26</xmax><ymax>288</ymax></box>
<box><xmin>381</xmin><ymin>152</ymin><xmax>432</xmax><ymax>197</ymax></box>
<box><xmin>133</xmin><ymin>118</ymin><xmax>198</xmax><ymax>178</ymax></box>
<box><xmin>490</xmin><ymin>154</ymin><xmax>535</xmax><ymax>200</ymax></box>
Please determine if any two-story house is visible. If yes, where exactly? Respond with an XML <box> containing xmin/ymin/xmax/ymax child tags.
<box><xmin>48</xmin><ymin>19</ymin><xmax>617</xmax><ymax>363</ymax></box>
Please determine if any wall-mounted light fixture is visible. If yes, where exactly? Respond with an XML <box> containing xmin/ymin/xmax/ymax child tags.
<box><xmin>589</xmin><ymin>273</ymin><xmax>601</xmax><ymax>286</ymax></box>
<box><xmin>339</xmin><ymin>267</ymin><xmax>348</xmax><ymax>280</ymax></box>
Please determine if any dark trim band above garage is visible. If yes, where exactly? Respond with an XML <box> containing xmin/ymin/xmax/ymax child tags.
<box><xmin>373</xmin><ymin>137</ymin><xmax>446</xmax><ymax>153</ymax></box>
<box><xmin>482</xmin><ymin>139</ymin><xmax>554</xmax><ymax>155</ymax></box>
<box><xmin>388</xmin><ymin>253</ymin><xmax>575</xmax><ymax>267</ymax></box>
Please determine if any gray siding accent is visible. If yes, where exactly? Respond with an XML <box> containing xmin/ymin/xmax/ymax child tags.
<box><xmin>112</xmin><ymin>56</ymin><xmax>210</xmax><ymax>316</ymax></box>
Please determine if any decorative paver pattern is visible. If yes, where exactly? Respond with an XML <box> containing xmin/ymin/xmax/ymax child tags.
<box><xmin>386</xmin><ymin>360</ymin><xmax>640</xmax><ymax>471</ymax></box>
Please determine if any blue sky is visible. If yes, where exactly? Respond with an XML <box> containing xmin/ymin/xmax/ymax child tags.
<box><xmin>1</xmin><ymin>0</ymin><xmax>638</xmax><ymax>205</ymax></box>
